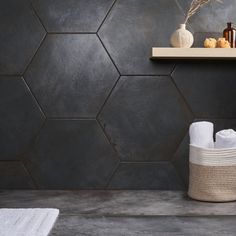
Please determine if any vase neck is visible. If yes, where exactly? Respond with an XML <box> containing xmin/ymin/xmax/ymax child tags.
<box><xmin>179</xmin><ymin>24</ymin><xmax>186</xmax><ymax>30</ymax></box>
<box><xmin>227</xmin><ymin>22</ymin><xmax>232</xmax><ymax>28</ymax></box>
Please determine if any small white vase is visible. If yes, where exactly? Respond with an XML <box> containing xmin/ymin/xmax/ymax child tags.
<box><xmin>170</xmin><ymin>24</ymin><xmax>194</xmax><ymax>48</ymax></box>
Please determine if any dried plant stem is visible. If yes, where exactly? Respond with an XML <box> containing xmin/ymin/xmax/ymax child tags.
<box><xmin>184</xmin><ymin>0</ymin><xmax>222</xmax><ymax>24</ymax></box>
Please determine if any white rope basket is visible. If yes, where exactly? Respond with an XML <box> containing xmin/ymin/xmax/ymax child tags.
<box><xmin>188</xmin><ymin>145</ymin><xmax>236</xmax><ymax>202</ymax></box>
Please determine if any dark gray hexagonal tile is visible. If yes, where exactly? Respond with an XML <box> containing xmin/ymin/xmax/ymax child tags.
<box><xmin>172</xmin><ymin>62</ymin><xmax>236</xmax><ymax>118</ymax></box>
<box><xmin>0</xmin><ymin>76</ymin><xmax>45</xmax><ymax>160</ymax></box>
<box><xmin>0</xmin><ymin>161</ymin><xmax>35</xmax><ymax>189</ymax></box>
<box><xmin>98</xmin><ymin>0</ymin><xmax>185</xmax><ymax>75</ymax></box>
<box><xmin>32</xmin><ymin>0</ymin><xmax>115</xmax><ymax>32</ymax></box>
<box><xmin>108</xmin><ymin>163</ymin><xmax>184</xmax><ymax>190</ymax></box>
<box><xmin>99</xmin><ymin>76</ymin><xmax>193</xmax><ymax>161</ymax></box>
<box><xmin>211</xmin><ymin>119</ymin><xmax>236</xmax><ymax>132</ymax></box>
<box><xmin>177</xmin><ymin>0</ymin><xmax>234</xmax><ymax>32</ymax></box>
<box><xmin>0</xmin><ymin>0</ymin><xmax>45</xmax><ymax>75</ymax></box>
<box><xmin>24</xmin><ymin>34</ymin><xmax>119</xmax><ymax>118</ymax></box>
<box><xmin>173</xmin><ymin>119</ymin><xmax>236</xmax><ymax>186</ymax></box>
<box><xmin>24</xmin><ymin>120</ymin><xmax>119</xmax><ymax>189</ymax></box>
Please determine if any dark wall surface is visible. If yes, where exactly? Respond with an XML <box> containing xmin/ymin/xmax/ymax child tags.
<box><xmin>1</xmin><ymin>0</ymin><xmax>236</xmax><ymax>189</ymax></box>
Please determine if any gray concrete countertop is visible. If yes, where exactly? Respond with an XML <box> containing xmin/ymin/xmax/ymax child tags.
<box><xmin>0</xmin><ymin>191</ymin><xmax>236</xmax><ymax>235</ymax></box>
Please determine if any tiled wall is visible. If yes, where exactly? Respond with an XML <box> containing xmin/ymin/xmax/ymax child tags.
<box><xmin>1</xmin><ymin>0</ymin><xmax>236</xmax><ymax>189</ymax></box>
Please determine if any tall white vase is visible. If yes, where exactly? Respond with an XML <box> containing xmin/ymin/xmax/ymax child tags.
<box><xmin>170</xmin><ymin>24</ymin><xmax>194</xmax><ymax>48</ymax></box>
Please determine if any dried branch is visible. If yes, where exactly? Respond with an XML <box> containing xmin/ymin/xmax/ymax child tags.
<box><xmin>184</xmin><ymin>0</ymin><xmax>223</xmax><ymax>24</ymax></box>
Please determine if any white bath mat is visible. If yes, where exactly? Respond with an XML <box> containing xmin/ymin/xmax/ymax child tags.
<box><xmin>0</xmin><ymin>208</ymin><xmax>59</xmax><ymax>236</ymax></box>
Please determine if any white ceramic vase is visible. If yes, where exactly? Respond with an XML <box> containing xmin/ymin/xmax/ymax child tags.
<box><xmin>170</xmin><ymin>24</ymin><xmax>194</xmax><ymax>48</ymax></box>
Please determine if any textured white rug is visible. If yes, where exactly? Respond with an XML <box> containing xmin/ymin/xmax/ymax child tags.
<box><xmin>0</xmin><ymin>208</ymin><xmax>59</xmax><ymax>236</ymax></box>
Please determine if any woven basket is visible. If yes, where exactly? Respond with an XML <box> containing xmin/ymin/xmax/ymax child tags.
<box><xmin>188</xmin><ymin>145</ymin><xmax>236</xmax><ymax>202</ymax></box>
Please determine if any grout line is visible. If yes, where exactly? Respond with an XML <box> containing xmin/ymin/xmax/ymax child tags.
<box><xmin>96</xmin><ymin>75</ymin><xmax>120</xmax><ymax>118</ymax></box>
<box><xmin>23</xmin><ymin>33</ymin><xmax>47</xmax><ymax>76</ymax></box>
<box><xmin>20</xmin><ymin>118</ymin><xmax>47</xmax><ymax>157</ymax></box>
<box><xmin>96</xmin><ymin>33</ymin><xmax>121</xmax><ymax>75</ymax></box>
<box><xmin>47</xmin><ymin>117</ymin><xmax>96</xmax><ymax>121</ymax></box>
<box><xmin>170</xmin><ymin>64</ymin><xmax>177</xmax><ymax>74</ymax></box>
<box><xmin>95</xmin><ymin>73</ymin><xmax>121</xmax><ymax>154</ymax></box>
<box><xmin>47</xmin><ymin>32</ymin><xmax>96</xmax><ymax>34</ymax></box>
<box><xmin>95</xmin><ymin>0</ymin><xmax>120</xmax><ymax>75</ymax></box>
<box><xmin>22</xmin><ymin>76</ymin><xmax>47</xmax><ymax>119</ymax></box>
<box><xmin>169</xmin><ymin>68</ymin><xmax>195</xmax><ymax>166</ymax></box>
<box><xmin>30</xmin><ymin>1</ymin><xmax>48</xmax><ymax>33</ymax></box>
<box><xmin>95</xmin><ymin>118</ymin><xmax>119</xmax><ymax>156</ymax></box>
<box><xmin>105</xmin><ymin>160</ymin><xmax>120</xmax><ymax>189</ymax></box>
<box><xmin>170</xmin><ymin>73</ymin><xmax>195</xmax><ymax>118</ymax></box>
<box><xmin>96</xmin><ymin>0</ymin><xmax>118</xmax><ymax>34</ymax></box>
<box><xmin>21</xmin><ymin>161</ymin><xmax>39</xmax><ymax>189</ymax></box>
<box><xmin>169</xmin><ymin>111</ymin><xmax>192</xmax><ymax>161</ymax></box>
<box><xmin>0</xmin><ymin>74</ymin><xmax>22</xmax><ymax>77</ymax></box>
<box><xmin>19</xmin><ymin>118</ymin><xmax>47</xmax><ymax>190</ymax></box>
<box><xmin>170</xmin><ymin>64</ymin><xmax>177</xmax><ymax>75</ymax></box>
<box><xmin>18</xmin><ymin>119</ymin><xmax>47</xmax><ymax>180</ymax></box>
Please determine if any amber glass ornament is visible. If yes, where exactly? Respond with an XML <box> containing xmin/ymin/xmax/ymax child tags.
<box><xmin>223</xmin><ymin>22</ymin><xmax>236</xmax><ymax>48</ymax></box>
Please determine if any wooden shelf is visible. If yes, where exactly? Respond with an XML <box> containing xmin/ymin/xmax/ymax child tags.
<box><xmin>151</xmin><ymin>47</ymin><xmax>236</xmax><ymax>59</ymax></box>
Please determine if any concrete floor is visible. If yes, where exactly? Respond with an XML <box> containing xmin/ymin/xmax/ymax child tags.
<box><xmin>0</xmin><ymin>191</ymin><xmax>236</xmax><ymax>235</ymax></box>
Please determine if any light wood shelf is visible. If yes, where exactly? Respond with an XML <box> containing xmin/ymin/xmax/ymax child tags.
<box><xmin>151</xmin><ymin>47</ymin><xmax>236</xmax><ymax>59</ymax></box>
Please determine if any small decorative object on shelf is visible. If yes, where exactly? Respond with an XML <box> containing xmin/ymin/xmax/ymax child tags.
<box><xmin>170</xmin><ymin>24</ymin><xmax>194</xmax><ymax>48</ymax></box>
<box><xmin>204</xmin><ymin>37</ymin><xmax>231</xmax><ymax>48</ymax></box>
<box><xmin>223</xmin><ymin>22</ymin><xmax>236</xmax><ymax>48</ymax></box>
<box><xmin>217</xmin><ymin>37</ymin><xmax>231</xmax><ymax>48</ymax></box>
<box><xmin>170</xmin><ymin>0</ymin><xmax>222</xmax><ymax>48</ymax></box>
<box><xmin>204</xmin><ymin>38</ymin><xmax>217</xmax><ymax>48</ymax></box>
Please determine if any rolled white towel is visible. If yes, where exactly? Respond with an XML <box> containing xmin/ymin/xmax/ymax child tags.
<box><xmin>215</xmin><ymin>129</ymin><xmax>236</xmax><ymax>149</ymax></box>
<box><xmin>189</xmin><ymin>121</ymin><xmax>214</xmax><ymax>148</ymax></box>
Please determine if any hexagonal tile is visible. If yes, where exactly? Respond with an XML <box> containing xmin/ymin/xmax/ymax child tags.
<box><xmin>0</xmin><ymin>0</ymin><xmax>45</xmax><ymax>75</ymax></box>
<box><xmin>173</xmin><ymin>119</ymin><xmax>236</xmax><ymax>186</ymax></box>
<box><xmin>32</xmin><ymin>0</ymin><xmax>115</xmax><ymax>32</ymax></box>
<box><xmin>24</xmin><ymin>34</ymin><xmax>119</xmax><ymax>118</ymax></box>
<box><xmin>24</xmin><ymin>120</ymin><xmax>119</xmax><ymax>189</ymax></box>
<box><xmin>98</xmin><ymin>76</ymin><xmax>193</xmax><ymax>161</ymax></box>
<box><xmin>108</xmin><ymin>163</ymin><xmax>184</xmax><ymax>190</ymax></box>
<box><xmin>98</xmin><ymin>0</ymin><xmax>185</xmax><ymax>75</ymax></box>
<box><xmin>177</xmin><ymin>0</ymin><xmax>235</xmax><ymax>32</ymax></box>
<box><xmin>172</xmin><ymin>62</ymin><xmax>236</xmax><ymax>118</ymax></box>
<box><xmin>0</xmin><ymin>161</ymin><xmax>35</xmax><ymax>189</ymax></box>
<box><xmin>0</xmin><ymin>76</ymin><xmax>45</xmax><ymax>160</ymax></box>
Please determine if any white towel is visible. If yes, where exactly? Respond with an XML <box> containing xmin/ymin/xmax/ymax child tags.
<box><xmin>215</xmin><ymin>129</ymin><xmax>236</xmax><ymax>149</ymax></box>
<box><xmin>189</xmin><ymin>121</ymin><xmax>214</xmax><ymax>148</ymax></box>
<box><xmin>0</xmin><ymin>208</ymin><xmax>59</xmax><ymax>236</ymax></box>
